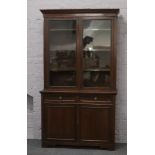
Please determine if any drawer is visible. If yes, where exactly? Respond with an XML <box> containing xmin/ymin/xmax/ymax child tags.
<box><xmin>79</xmin><ymin>94</ymin><xmax>112</xmax><ymax>102</ymax></box>
<box><xmin>43</xmin><ymin>93</ymin><xmax>77</xmax><ymax>102</ymax></box>
<box><xmin>43</xmin><ymin>93</ymin><xmax>113</xmax><ymax>104</ymax></box>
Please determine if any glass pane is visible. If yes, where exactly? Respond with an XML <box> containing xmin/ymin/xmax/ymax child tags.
<box><xmin>48</xmin><ymin>20</ymin><xmax>76</xmax><ymax>86</ymax></box>
<box><xmin>49</xmin><ymin>71</ymin><xmax>76</xmax><ymax>86</ymax></box>
<box><xmin>83</xmin><ymin>71</ymin><xmax>110</xmax><ymax>87</ymax></box>
<box><xmin>82</xmin><ymin>20</ymin><xmax>112</xmax><ymax>87</ymax></box>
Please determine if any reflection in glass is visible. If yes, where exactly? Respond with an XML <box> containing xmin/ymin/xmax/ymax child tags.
<box><xmin>50</xmin><ymin>50</ymin><xmax>75</xmax><ymax>71</ymax></box>
<box><xmin>50</xmin><ymin>71</ymin><xmax>76</xmax><ymax>86</ymax></box>
<box><xmin>83</xmin><ymin>71</ymin><xmax>110</xmax><ymax>87</ymax></box>
<box><xmin>83</xmin><ymin>51</ymin><xmax>110</xmax><ymax>70</ymax></box>
<box><xmin>48</xmin><ymin>20</ymin><xmax>76</xmax><ymax>86</ymax></box>
<box><xmin>82</xmin><ymin>20</ymin><xmax>112</xmax><ymax>87</ymax></box>
<box><xmin>83</xmin><ymin>20</ymin><xmax>111</xmax><ymax>49</ymax></box>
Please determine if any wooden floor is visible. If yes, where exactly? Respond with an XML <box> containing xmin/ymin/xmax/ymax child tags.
<box><xmin>27</xmin><ymin>139</ymin><xmax>127</xmax><ymax>155</ymax></box>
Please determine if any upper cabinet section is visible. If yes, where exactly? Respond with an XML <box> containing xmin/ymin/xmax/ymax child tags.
<box><xmin>41</xmin><ymin>9</ymin><xmax>119</xmax><ymax>90</ymax></box>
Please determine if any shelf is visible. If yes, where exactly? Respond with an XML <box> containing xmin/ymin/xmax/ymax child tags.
<box><xmin>50</xmin><ymin>68</ymin><xmax>110</xmax><ymax>72</ymax></box>
<box><xmin>49</xmin><ymin>28</ymin><xmax>111</xmax><ymax>31</ymax></box>
<box><xmin>83</xmin><ymin>46</ymin><xmax>111</xmax><ymax>52</ymax></box>
<box><xmin>83</xmin><ymin>49</ymin><xmax>111</xmax><ymax>52</ymax></box>
<box><xmin>50</xmin><ymin>68</ymin><xmax>75</xmax><ymax>71</ymax></box>
<box><xmin>50</xmin><ymin>29</ymin><xmax>76</xmax><ymax>31</ymax></box>
<box><xmin>84</xmin><ymin>28</ymin><xmax>111</xmax><ymax>31</ymax></box>
<box><xmin>49</xmin><ymin>50</ymin><xmax>75</xmax><ymax>52</ymax></box>
<box><xmin>84</xmin><ymin>68</ymin><xmax>110</xmax><ymax>72</ymax></box>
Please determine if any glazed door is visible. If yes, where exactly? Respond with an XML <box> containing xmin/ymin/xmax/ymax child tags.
<box><xmin>81</xmin><ymin>19</ymin><xmax>113</xmax><ymax>88</ymax></box>
<box><xmin>46</xmin><ymin>19</ymin><xmax>78</xmax><ymax>88</ymax></box>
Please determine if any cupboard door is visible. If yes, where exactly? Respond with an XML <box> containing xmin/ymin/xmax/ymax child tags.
<box><xmin>82</xmin><ymin>19</ymin><xmax>112</xmax><ymax>88</ymax></box>
<box><xmin>47</xmin><ymin>19</ymin><xmax>77</xmax><ymax>87</ymax></box>
<box><xmin>44</xmin><ymin>104</ymin><xmax>76</xmax><ymax>141</ymax></box>
<box><xmin>79</xmin><ymin>104</ymin><xmax>113</xmax><ymax>143</ymax></box>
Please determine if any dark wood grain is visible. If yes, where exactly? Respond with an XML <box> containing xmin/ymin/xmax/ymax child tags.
<box><xmin>44</xmin><ymin>104</ymin><xmax>76</xmax><ymax>141</ymax></box>
<box><xmin>40</xmin><ymin>9</ymin><xmax>119</xmax><ymax>15</ymax></box>
<box><xmin>79</xmin><ymin>104</ymin><xmax>112</xmax><ymax>141</ymax></box>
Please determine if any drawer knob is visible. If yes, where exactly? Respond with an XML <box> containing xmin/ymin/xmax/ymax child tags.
<box><xmin>59</xmin><ymin>96</ymin><xmax>62</xmax><ymax>100</ymax></box>
<box><xmin>94</xmin><ymin>97</ymin><xmax>98</xmax><ymax>100</ymax></box>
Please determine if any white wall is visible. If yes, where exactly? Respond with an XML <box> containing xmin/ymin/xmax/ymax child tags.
<box><xmin>27</xmin><ymin>0</ymin><xmax>127</xmax><ymax>143</ymax></box>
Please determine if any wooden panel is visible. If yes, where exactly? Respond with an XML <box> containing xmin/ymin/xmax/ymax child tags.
<box><xmin>79</xmin><ymin>94</ymin><xmax>112</xmax><ymax>102</ymax></box>
<box><xmin>44</xmin><ymin>93</ymin><xmax>77</xmax><ymax>102</ymax></box>
<box><xmin>41</xmin><ymin>9</ymin><xmax>119</xmax><ymax>14</ymax></box>
<box><xmin>45</xmin><ymin>105</ymin><xmax>76</xmax><ymax>141</ymax></box>
<box><xmin>79</xmin><ymin>104</ymin><xmax>112</xmax><ymax>142</ymax></box>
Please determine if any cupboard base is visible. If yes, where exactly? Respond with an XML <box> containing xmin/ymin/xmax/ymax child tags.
<box><xmin>42</xmin><ymin>140</ymin><xmax>115</xmax><ymax>150</ymax></box>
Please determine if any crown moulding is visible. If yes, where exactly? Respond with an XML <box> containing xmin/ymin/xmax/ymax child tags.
<box><xmin>40</xmin><ymin>9</ymin><xmax>120</xmax><ymax>15</ymax></box>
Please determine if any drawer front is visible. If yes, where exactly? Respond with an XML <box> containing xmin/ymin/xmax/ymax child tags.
<box><xmin>42</xmin><ymin>93</ymin><xmax>113</xmax><ymax>104</ymax></box>
<box><xmin>79</xmin><ymin>94</ymin><xmax>112</xmax><ymax>102</ymax></box>
<box><xmin>43</xmin><ymin>93</ymin><xmax>77</xmax><ymax>102</ymax></box>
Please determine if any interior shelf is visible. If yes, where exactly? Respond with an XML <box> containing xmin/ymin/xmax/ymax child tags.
<box><xmin>83</xmin><ymin>46</ymin><xmax>111</xmax><ymax>52</ymax></box>
<box><xmin>84</xmin><ymin>28</ymin><xmax>111</xmax><ymax>31</ymax></box>
<box><xmin>50</xmin><ymin>69</ymin><xmax>75</xmax><ymax>71</ymax></box>
<box><xmin>84</xmin><ymin>68</ymin><xmax>110</xmax><ymax>71</ymax></box>
<box><xmin>50</xmin><ymin>29</ymin><xmax>76</xmax><ymax>31</ymax></box>
<box><xmin>83</xmin><ymin>49</ymin><xmax>111</xmax><ymax>52</ymax></box>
